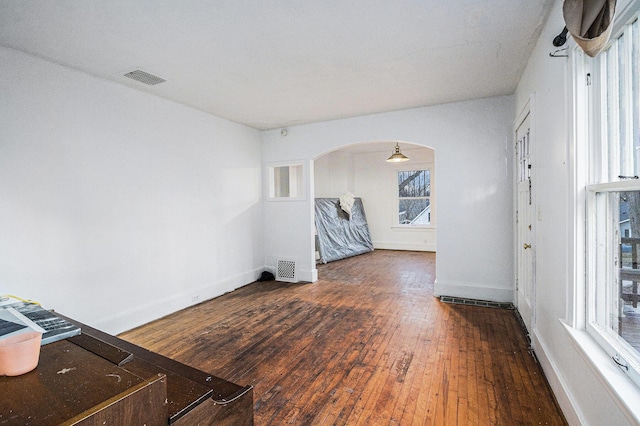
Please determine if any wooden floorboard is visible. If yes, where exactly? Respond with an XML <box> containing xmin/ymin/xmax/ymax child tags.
<box><xmin>120</xmin><ymin>250</ymin><xmax>566</xmax><ymax>425</ymax></box>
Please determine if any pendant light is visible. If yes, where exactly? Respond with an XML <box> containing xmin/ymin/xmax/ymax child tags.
<box><xmin>386</xmin><ymin>143</ymin><xmax>409</xmax><ymax>162</ymax></box>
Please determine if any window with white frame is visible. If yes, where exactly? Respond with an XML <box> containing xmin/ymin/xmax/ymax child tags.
<box><xmin>397</xmin><ymin>170</ymin><xmax>430</xmax><ymax>226</ymax></box>
<box><xmin>267</xmin><ymin>163</ymin><xmax>304</xmax><ymax>200</ymax></box>
<box><xmin>584</xmin><ymin>11</ymin><xmax>640</xmax><ymax>387</ymax></box>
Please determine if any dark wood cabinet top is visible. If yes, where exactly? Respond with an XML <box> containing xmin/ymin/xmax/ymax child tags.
<box><xmin>0</xmin><ymin>314</ymin><xmax>253</xmax><ymax>425</ymax></box>
<box><xmin>1</xmin><ymin>339</ymin><xmax>150</xmax><ymax>424</ymax></box>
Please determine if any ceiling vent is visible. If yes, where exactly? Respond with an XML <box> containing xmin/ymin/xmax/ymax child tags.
<box><xmin>123</xmin><ymin>69</ymin><xmax>166</xmax><ymax>86</ymax></box>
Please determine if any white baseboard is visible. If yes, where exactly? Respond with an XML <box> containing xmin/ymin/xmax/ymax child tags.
<box><xmin>299</xmin><ymin>267</ymin><xmax>318</xmax><ymax>283</ymax></box>
<box><xmin>434</xmin><ymin>279</ymin><xmax>513</xmax><ymax>303</ymax></box>
<box><xmin>532</xmin><ymin>328</ymin><xmax>583</xmax><ymax>425</ymax></box>
<box><xmin>373</xmin><ymin>240</ymin><xmax>436</xmax><ymax>252</ymax></box>
<box><xmin>264</xmin><ymin>265</ymin><xmax>318</xmax><ymax>283</ymax></box>
<box><xmin>95</xmin><ymin>267</ymin><xmax>263</xmax><ymax>335</ymax></box>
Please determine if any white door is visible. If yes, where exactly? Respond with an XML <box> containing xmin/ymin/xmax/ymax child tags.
<box><xmin>515</xmin><ymin>112</ymin><xmax>534</xmax><ymax>334</ymax></box>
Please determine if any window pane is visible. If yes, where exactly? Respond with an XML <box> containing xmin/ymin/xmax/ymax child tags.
<box><xmin>618</xmin><ymin>33</ymin><xmax>631</xmax><ymax>177</ymax></box>
<box><xmin>619</xmin><ymin>191</ymin><xmax>640</xmax><ymax>353</ymax></box>
<box><xmin>594</xmin><ymin>190</ymin><xmax>640</xmax><ymax>356</ymax></box>
<box><xmin>517</xmin><ymin>129</ymin><xmax>530</xmax><ymax>182</ymax></box>
<box><xmin>398</xmin><ymin>170</ymin><xmax>430</xmax><ymax>197</ymax></box>
<box><xmin>633</xmin><ymin>19</ymin><xmax>640</xmax><ymax>177</ymax></box>
<box><xmin>269</xmin><ymin>164</ymin><xmax>303</xmax><ymax>199</ymax></box>
<box><xmin>399</xmin><ymin>199</ymin><xmax>430</xmax><ymax>225</ymax></box>
<box><xmin>273</xmin><ymin>166</ymin><xmax>290</xmax><ymax>197</ymax></box>
<box><xmin>606</xmin><ymin>45</ymin><xmax>620</xmax><ymax>180</ymax></box>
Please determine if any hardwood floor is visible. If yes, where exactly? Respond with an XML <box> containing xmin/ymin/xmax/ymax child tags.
<box><xmin>120</xmin><ymin>250</ymin><xmax>566</xmax><ymax>425</ymax></box>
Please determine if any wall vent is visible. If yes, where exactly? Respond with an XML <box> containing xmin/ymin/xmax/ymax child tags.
<box><xmin>439</xmin><ymin>296</ymin><xmax>514</xmax><ymax>310</ymax></box>
<box><xmin>123</xmin><ymin>69</ymin><xmax>166</xmax><ymax>86</ymax></box>
<box><xmin>276</xmin><ymin>259</ymin><xmax>298</xmax><ymax>283</ymax></box>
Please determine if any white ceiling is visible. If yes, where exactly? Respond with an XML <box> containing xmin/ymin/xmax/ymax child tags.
<box><xmin>0</xmin><ymin>1</ymin><xmax>553</xmax><ymax>130</ymax></box>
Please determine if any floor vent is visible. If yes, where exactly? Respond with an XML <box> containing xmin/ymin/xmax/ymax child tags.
<box><xmin>123</xmin><ymin>69</ymin><xmax>166</xmax><ymax>85</ymax></box>
<box><xmin>439</xmin><ymin>296</ymin><xmax>514</xmax><ymax>310</ymax></box>
<box><xmin>514</xmin><ymin>308</ymin><xmax>532</xmax><ymax>346</ymax></box>
<box><xmin>276</xmin><ymin>259</ymin><xmax>298</xmax><ymax>283</ymax></box>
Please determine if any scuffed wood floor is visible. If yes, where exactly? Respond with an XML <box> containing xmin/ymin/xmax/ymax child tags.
<box><xmin>120</xmin><ymin>250</ymin><xmax>566</xmax><ymax>425</ymax></box>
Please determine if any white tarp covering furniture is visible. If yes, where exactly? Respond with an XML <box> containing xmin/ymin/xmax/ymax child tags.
<box><xmin>314</xmin><ymin>197</ymin><xmax>374</xmax><ymax>264</ymax></box>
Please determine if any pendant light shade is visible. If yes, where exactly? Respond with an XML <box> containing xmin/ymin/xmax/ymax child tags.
<box><xmin>386</xmin><ymin>143</ymin><xmax>409</xmax><ymax>162</ymax></box>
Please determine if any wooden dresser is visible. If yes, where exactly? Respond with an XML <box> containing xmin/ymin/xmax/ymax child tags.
<box><xmin>0</xmin><ymin>316</ymin><xmax>253</xmax><ymax>425</ymax></box>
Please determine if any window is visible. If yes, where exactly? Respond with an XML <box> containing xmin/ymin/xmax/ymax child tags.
<box><xmin>585</xmin><ymin>12</ymin><xmax>640</xmax><ymax>387</ymax></box>
<box><xmin>268</xmin><ymin>163</ymin><xmax>304</xmax><ymax>200</ymax></box>
<box><xmin>397</xmin><ymin>170</ymin><xmax>430</xmax><ymax>225</ymax></box>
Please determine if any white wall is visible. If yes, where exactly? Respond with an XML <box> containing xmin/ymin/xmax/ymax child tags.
<box><xmin>314</xmin><ymin>146</ymin><xmax>436</xmax><ymax>252</ymax></box>
<box><xmin>263</xmin><ymin>96</ymin><xmax>514</xmax><ymax>302</ymax></box>
<box><xmin>514</xmin><ymin>0</ymin><xmax>640</xmax><ymax>424</ymax></box>
<box><xmin>0</xmin><ymin>47</ymin><xmax>264</xmax><ymax>334</ymax></box>
<box><xmin>314</xmin><ymin>150</ymin><xmax>353</xmax><ymax>198</ymax></box>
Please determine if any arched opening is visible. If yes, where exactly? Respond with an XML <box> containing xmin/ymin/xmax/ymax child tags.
<box><xmin>312</xmin><ymin>141</ymin><xmax>436</xmax><ymax>273</ymax></box>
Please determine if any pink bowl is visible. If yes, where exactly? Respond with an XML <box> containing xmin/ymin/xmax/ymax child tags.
<box><xmin>0</xmin><ymin>331</ymin><xmax>42</xmax><ymax>376</ymax></box>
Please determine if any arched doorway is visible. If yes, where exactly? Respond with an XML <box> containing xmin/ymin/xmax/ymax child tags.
<box><xmin>312</xmin><ymin>141</ymin><xmax>436</xmax><ymax>273</ymax></box>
